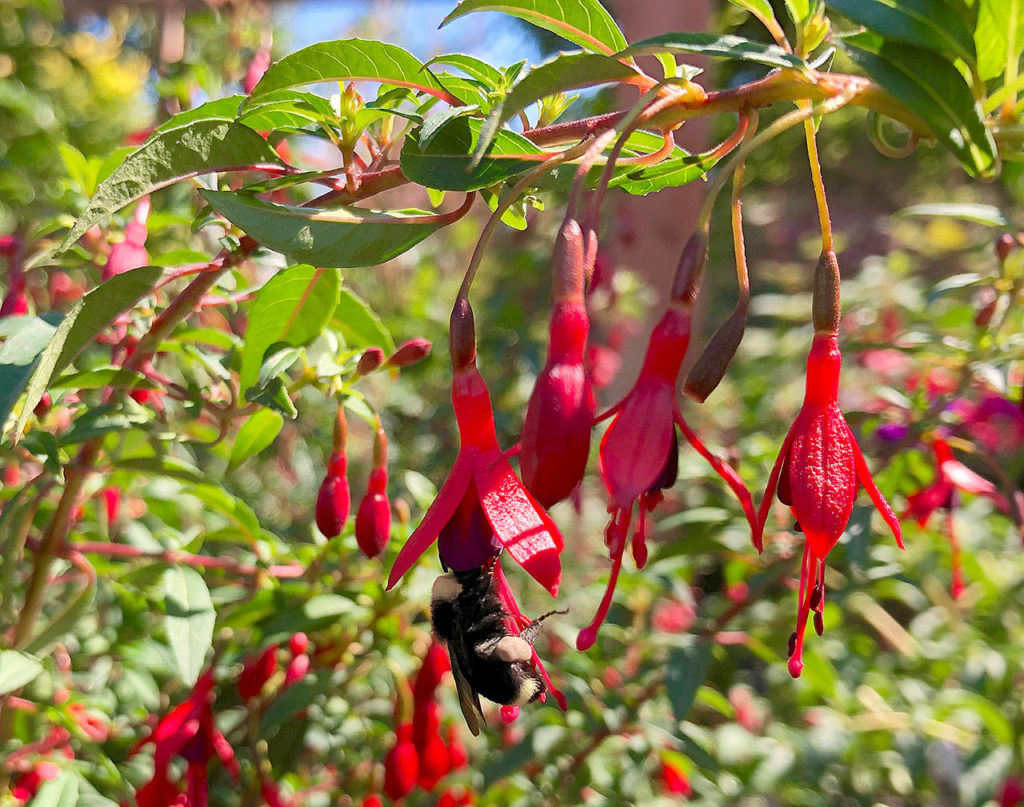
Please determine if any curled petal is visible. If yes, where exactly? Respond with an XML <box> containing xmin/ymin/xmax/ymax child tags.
<box><xmin>941</xmin><ymin>459</ymin><xmax>1009</xmax><ymax>510</ymax></box>
<box><xmin>849</xmin><ymin>425</ymin><xmax>903</xmax><ymax>549</ymax></box>
<box><xmin>675</xmin><ymin>410</ymin><xmax>759</xmax><ymax>549</ymax></box>
<box><xmin>756</xmin><ymin>424</ymin><xmax>798</xmax><ymax>554</ymax></box>
<box><xmin>387</xmin><ymin>458</ymin><xmax>473</xmax><ymax>589</ymax></box>
<box><xmin>599</xmin><ymin>382</ymin><xmax>675</xmax><ymax>509</ymax></box>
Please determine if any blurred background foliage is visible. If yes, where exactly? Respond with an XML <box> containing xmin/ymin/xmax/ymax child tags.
<box><xmin>2</xmin><ymin>1</ymin><xmax>1024</xmax><ymax>806</ymax></box>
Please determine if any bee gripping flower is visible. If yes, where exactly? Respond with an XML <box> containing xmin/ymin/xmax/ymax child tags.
<box><xmin>521</xmin><ymin>216</ymin><xmax>596</xmax><ymax>508</ymax></box>
<box><xmin>387</xmin><ymin>299</ymin><xmax>563</xmax><ymax>596</ymax></box>
<box><xmin>758</xmin><ymin>250</ymin><xmax>902</xmax><ymax>678</ymax></box>
<box><xmin>356</xmin><ymin>417</ymin><xmax>391</xmax><ymax>558</ymax></box>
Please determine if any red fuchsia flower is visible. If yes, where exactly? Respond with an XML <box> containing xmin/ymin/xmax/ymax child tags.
<box><xmin>103</xmin><ymin>196</ymin><xmax>150</xmax><ymax>281</ymax></box>
<box><xmin>659</xmin><ymin>754</ymin><xmax>692</xmax><ymax>797</ymax></box>
<box><xmin>102</xmin><ymin>486</ymin><xmax>121</xmax><ymax>525</ymax></box>
<box><xmin>447</xmin><ymin>724</ymin><xmax>468</xmax><ymax>769</ymax></box>
<box><xmin>438</xmin><ymin>788</ymin><xmax>476</xmax><ymax>807</ymax></box>
<box><xmin>651</xmin><ymin>599</ymin><xmax>695</xmax><ymax>634</ymax></box>
<box><xmin>520</xmin><ymin>215</ymin><xmax>596</xmax><ymax>508</ymax></box>
<box><xmin>387</xmin><ymin>299</ymin><xmax>563</xmax><ymax>596</ymax></box>
<box><xmin>905</xmin><ymin>436</ymin><xmax>1007</xmax><ymax>597</ymax></box>
<box><xmin>999</xmin><ymin>774</ymin><xmax>1024</xmax><ymax>807</ymax></box>
<box><xmin>283</xmin><ymin>632</ymin><xmax>311</xmax><ymax>687</ymax></box>
<box><xmin>316</xmin><ymin>406</ymin><xmax>350</xmax><ymax>538</ymax></box>
<box><xmin>244</xmin><ymin>43</ymin><xmax>273</xmax><ymax>95</ymax></box>
<box><xmin>383</xmin><ymin>723</ymin><xmax>419</xmax><ymax>801</ymax></box>
<box><xmin>356</xmin><ymin>416</ymin><xmax>392</xmax><ymax>558</ymax></box>
<box><xmin>413</xmin><ymin>642</ymin><xmax>450</xmax><ymax>701</ymax></box>
<box><xmin>758</xmin><ymin>251</ymin><xmax>902</xmax><ymax>678</ymax></box>
<box><xmin>361</xmin><ymin>797</ymin><xmax>384</xmax><ymax>807</ymax></box>
<box><xmin>386</xmin><ymin>337</ymin><xmax>432</xmax><ymax>368</ymax></box>
<box><xmin>0</xmin><ymin>234</ymin><xmax>27</xmax><ymax>318</ymax></box>
<box><xmin>11</xmin><ymin>760</ymin><xmax>62</xmax><ymax>803</ymax></box>
<box><xmin>238</xmin><ymin>643</ymin><xmax>280</xmax><ymax>700</ymax></box>
<box><xmin>579</xmin><ymin>236</ymin><xmax>758</xmax><ymax>650</ymax></box>
<box><xmin>964</xmin><ymin>394</ymin><xmax>1024</xmax><ymax>456</ymax></box>
<box><xmin>130</xmin><ymin>670</ymin><xmax>239</xmax><ymax>807</ymax></box>
<box><xmin>260</xmin><ymin>778</ymin><xmax>297</xmax><ymax>807</ymax></box>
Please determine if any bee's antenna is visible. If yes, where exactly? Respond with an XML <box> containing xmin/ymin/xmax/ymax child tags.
<box><xmin>520</xmin><ymin>608</ymin><xmax>569</xmax><ymax>645</ymax></box>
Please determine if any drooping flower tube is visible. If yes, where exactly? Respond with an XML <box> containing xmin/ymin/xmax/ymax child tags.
<box><xmin>387</xmin><ymin>298</ymin><xmax>563</xmax><ymax>595</ymax></box>
<box><xmin>905</xmin><ymin>435</ymin><xmax>1007</xmax><ymax>597</ymax></box>
<box><xmin>758</xmin><ymin>250</ymin><xmax>902</xmax><ymax>677</ymax></box>
<box><xmin>520</xmin><ymin>213</ymin><xmax>596</xmax><ymax>508</ymax></box>
<box><xmin>315</xmin><ymin>405</ymin><xmax>350</xmax><ymax>538</ymax></box>
<box><xmin>578</xmin><ymin>235</ymin><xmax>759</xmax><ymax>650</ymax></box>
<box><xmin>355</xmin><ymin>416</ymin><xmax>392</xmax><ymax>558</ymax></box>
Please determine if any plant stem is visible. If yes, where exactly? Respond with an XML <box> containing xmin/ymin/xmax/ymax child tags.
<box><xmin>802</xmin><ymin>105</ymin><xmax>833</xmax><ymax>253</ymax></box>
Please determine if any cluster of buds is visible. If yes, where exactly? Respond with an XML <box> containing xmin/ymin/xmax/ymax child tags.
<box><xmin>382</xmin><ymin>643</ymin><xmax>469</xmax><ymax>801</ymax></box>
<box><xmin>237</xmin><ymin>632</ymin><xmax>311</xmax><ymax>702</ymax></box>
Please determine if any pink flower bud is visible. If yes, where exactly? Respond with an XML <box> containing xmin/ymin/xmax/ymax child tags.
<box><xmin>102</xmin><ymin>486</ymin><xmax>121</xmax><ymax>525</ymax></box>
<box><xmin>102</xmin><ymin>197</ymin><xmax>149</xmax><ymax>281</ymax></box>
<box><xmin>355</xmin><ymin>418</ymin><xmax>390</xmax><ymax>557</ymax></box>
<box><xmin>315</xmin><ymin>458</ymin><xmax>350</xmax><ymax>538</ymax></box>
<box><xmin>284</xmin><ymin>652</ymin><xmax>310</xmax><ymax>687</ymax></box>
<box><xmin>386</xmin><ymin>338</ymin><xmax>432</xmax><ymax>368</ymax></box>
<box><xmin>356</xmin><ymin>347</ymin><xmax>385</xmax><ymax>375</ymax></box>
<box><xmin>288</xmin><ymin>632</ymin><xmax>309</xmax><ymax>656</ymax></box>
<box><xmin>244</xmin><ymin>46</ymin><xmax>272</xmax><ymax>95</ymax></box>
<box><xmin>238</xmin><ymin>644</ymin><xmax>279</xmax><ymax>700</ymax></box>
<box><xmin>34</xmin><ymin>392</ymin><xmax>51</xmax><ymax>417</ymax></box>
<box><xmin>997</xmin><ymin>233</ymin><xmax>1016</xmax><ymax>263</ymax></box>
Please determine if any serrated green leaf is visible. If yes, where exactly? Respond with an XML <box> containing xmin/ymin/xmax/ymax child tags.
<box><xmin>56</xmin><ymin>121</ymin><xmax>285</xmax><ymax>254</ymax></box>
<box><xmin>228</xmin><ymin>409</ymin><xmax>284</xmax><ymax>471</ymax></box>
<box><xmin>201</xmin><ymin>190</ymin><xmax>449</xmax><ymax>268</ymax></box>
<box><xmin>331</xmin><ymin>288</ymin><xmax>395</xmax><ymax>351</ymax></box>
<box><xmin>441</xmin><ymin>0</ymin><xmax>628</xmax><ymax>55</ymax></box>
<box><xmin>244</xmin><ymin>39</ymin><xmax>458</xmax><ymax>108</ymax></box>
<box><xmin>618</xmin><ymin>32</ymin><xmax>807</xmax><ymax>70</ymax></box>
<box><xmin>163</xmin><ymin>566</ymin><xmax>215</xmax><ymax>685</ymax></box>
<box><xmin>400</xmin><ymin>116</ymin><xmax>545</xmax><ymax>191</ymax></box>
<box><xmin>828</xmin><ymin>0</ymin><xmax>976</xmax><ymax>66</ymax></box>
<box><xmin>0</xmin><ymin>650</ymin><xmax>43</xmax><ymax>694</ymax></box>
<box><xmin>239</xmin><ymin>263</ymin><xmax>341</xmax><ymax>391</ymax></box>
<box><xmin>8</xmin><ymin>265</ymin><xmax>163</xmax><ymax>443</ymax></box>
<box><xmin>843</xmin><ymin>34</ymin><xmax>997</xmax><ymax>177</ymax></box>
<box><xmin>153</xmin><ymin>96</ymin><xmax>245</xmax><ymax>132</ymax></box>
<box><xmin>666</xmin><ymin>640</ymin><xmax>713</xmax><ymax>722</ymax></box>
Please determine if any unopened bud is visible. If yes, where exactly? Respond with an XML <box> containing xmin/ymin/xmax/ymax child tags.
<box><xmin>386</xmin><ymin>338</ymin><xmax>431</xmax><ymax>368</ymax></box>
<box><xmin>356</xmin><ymin>347</ymin><xmax>384</xmax><ymax>375</ymax></box>
<box><xmin>552</xmin><ymin>216</ymin><xmax>586</xmax><ymax>303</ymax></box>
<box><xmin>671</xmin><ymin>232</ymin><xmax>707</xmax><ymax>304</ymax></box>
<box><xmin>449</xmin><ymin>298</ymin><xmax>476</xmax><ymax>370</ymax></box>
<box><xmin>34</xmin><ymin>392</ymin><xmax>51</xmax><ymax>417</ymax></box>
<box><xmin>812</xmin><ymin>249</ymin><xmax>841</xmax><ymax>334</ymax></box>
<box><xmin>996</xmin><ymin>233</ymin><xmax>1016</xmax><ymax>262</ymax></box>
<box><xmin>974</xmin><ymin>286</ymin><xmax>998</xmax><ymax>328</ymax></box>
<box><xmin>683</xmin><ymin>301</ymin><xmax>748</xmax><ymax>402</ymax></box>
<box><xmin>333</xmin><ymin>404</ymin><xmax>348</xmax><ymax>453</ymax></box>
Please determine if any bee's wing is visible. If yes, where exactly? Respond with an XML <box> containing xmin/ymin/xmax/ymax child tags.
<box><xmin>446</xmin><ymin>640</ymin><xmax>484</xmax><ymax>736</ymax></box>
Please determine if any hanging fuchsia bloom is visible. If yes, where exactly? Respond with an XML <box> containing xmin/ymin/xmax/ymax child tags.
<box><xmin>905</xmin><ymin>436</ymin><xmax>1007</xmax><ymax>597</ymax></box>
<box><xmin>383</xmin><ymin>723</ymin><xmax>419</xmax><ymax>801</ymax></box>
<box><xmin>356</xmin><ymin>416</ymin><xmax>392</xmax><ymax>558</ymax></box>
<box><xmin>244</xmin><ymin>43</ymin><xmax>273</xmax><ymax>95</ymax></box>
<box><xmin>520</xmin><ymin>215</ymin><xmax>596</xmax><ymax>508</ymax></box>
<box><xmin>579</xmin><ymin>236</ymin><xmax>758</xmax><ymax>650</ymax></box>
<box><xmin>316</xmin><ymin>406</ymin><xmax>350</xmax><ymax>538</ymax></box>
<box><xmin>238</xmin><ymin>643</ymin><xmax>279</xmax><ymax>700</ymax></box>
<box><xmin>387</xmin><ymin>299</ymin><xmax>563</xmax><ymax>595</ymax></box>
<box><xmin>103</xmin><ymin>196</ymin><xmax>150</xmax><ymax>281</ymax></box>
<box><xmin>759</xmin><ymin>251</ymin><xmax>902</xmax><ymax>678</ymax></box>
<box><xmin>130</xmin><ymin>671</ymin><xmax>239</xmax><ymax>807</ymax></box>
<box><xmin>0</xmin><ymin>234</ymin><xmax>27</xmax><ymax>318</ymax></box>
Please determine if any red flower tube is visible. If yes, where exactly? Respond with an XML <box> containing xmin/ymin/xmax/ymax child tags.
<box><xmin>758</xmin><ymin>251</ymin><xmax>902</xmax><ymax>677</ymax></box>
<box><xmin>316</xmin><ymin>406</ymin><xmax>350</xmax><ymax>538</ymax></box>
<box><xmin>520</xmin><ymin>215</ymin><xmax>596</xmax><ymax>508</ymax></box>
<box><xmin>356</xmin><ymin>416</ymin><xmax>392</xmax><ymax>558</ymax></box>
<box><xmin>383</xmin><ymin>723</ymin><xmax>419</xmax><ymax>801</ymax></box>
<box><xmin>387</xmin><ymin>299</ymin><xmax>563</xmax><ymax>595</ymax></box>
<box><xmin>579</xmin><ymin>236</ymin><xmax>758</xmax><ymax>650</ymax></box>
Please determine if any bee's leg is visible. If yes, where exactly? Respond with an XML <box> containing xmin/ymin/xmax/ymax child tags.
<box><xmin>519</xmin><ymin>608</ymin><xmax>569</xmax><ymax>645</ymax></box>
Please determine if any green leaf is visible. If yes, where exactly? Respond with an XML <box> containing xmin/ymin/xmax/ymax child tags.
<box><xmin>827</xmin><ymin>0</ymin><xmax>977</xmax><ymax>66</ymax></box>
<box><xmin>29</xmin><ymin>771</ymin><xmax>80</xmax><ymax>807</ymax></box>
<box><xmin>610</xmin><ymin>150</ymin><xmax>716</xmax><ymax>195</ymax></box>
<box><xmin>619</xmin><ymin>33</ymin><xmax>807</xmax><ymax>70</ymax></box>
<box><xmin>400</xmin><ymin>116</ymin><xmax>545</xmax><ymax>191</ymax></box>
<box><xmin>116</xmin><ymin>455</ymin><xmax>205</xmax><ymax>483</ymax></box>
<box><xmin>0</xmin><ymin>315</ymin><xmax>60</xmax><ymax>437</ymax></box>
<box><xmin>897</xmin><ymin>202</ymin><xmax>1010</xmax><ymax>225</ymax></box>
<box><xmin>441</xmin><ymin>0</ymin><xmax>628</xmax><ymax>55</ymax></box>
<box><xmin>0</xmin><ymin>650</ymin><xmax>43</xmax><ymax>695</ymax></box>
<box><xmin>50</xmin><ymin>367</ymin><xmax>157</xmax><ymax>391</ymax></box>
<box><xmin>425</xmin><ymin>53</ymin><xmax>504</xmax><ymax>89</ymax></box>
<box><xmin>843</xmin><ymin>34</ymin><xmax>998</xmax><ymax>178</ymax></box>
<box><xmin>239</xmin><ymin>263</ymin><xmax>341</xmax><ymax>392</ymax></box>
<box><xmin>666</xmin><ymin>640</ymin><xmax>713</xmax><ymax>722</ymax></box>
<box><xmin>784</xmin><ymin>0</ymin><xmax>812</xmax><ymax>24</ymax></box>
<box><xmin>201</xmin><ymin>190</ymin><xmax>450</xmax><ymax>268</ymax></box>
<box><xmin>153</xmin><ymin>96</ymin><xmax>244</xmax><ymax>131</ymax></box>
<box><xmin>975</xmin><ymin>0</ymin><xmax>1024</xmax><ymax>80</ymax></box>
<box><xmin>331</xmin><ymin>288</ymin><xmax>395</xmax><ymax>351</ymax></box>
<box><xmin>8</xmin><ymin>265</ymin><xmax>163</xmax><ymax>443</ymax></box>
<box><xmin>228</xmin><ymin>409</ymin><xmax>284</xmax><ymax>471</ymax></box>
<box><xmin>190</xmin><ymin>484</ymin><xmax>261</xmax><ymax>541</ymax></box>
<box><xmin>56</xmin><ymin>121</ymin><xmax>286</xmax><ymax>254</ymax></box>
<box><xmin>728</xmin><ymin>0</ymin><xmax>781</xmax><ymax>30</ymax></box>
<box><xmin>23</xmin><ymin>583</ymin><xmax>96</xmax><ymax>656</ymax></box>
<box><xmin>163</xmin><ymin>566</ymin><xmax>215</xmax><ymax>685</ymax></box>
<box><xmin>243</xmin><ymin>39</ymin><xmax>458</xmax><ymax>107</ymax></box>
